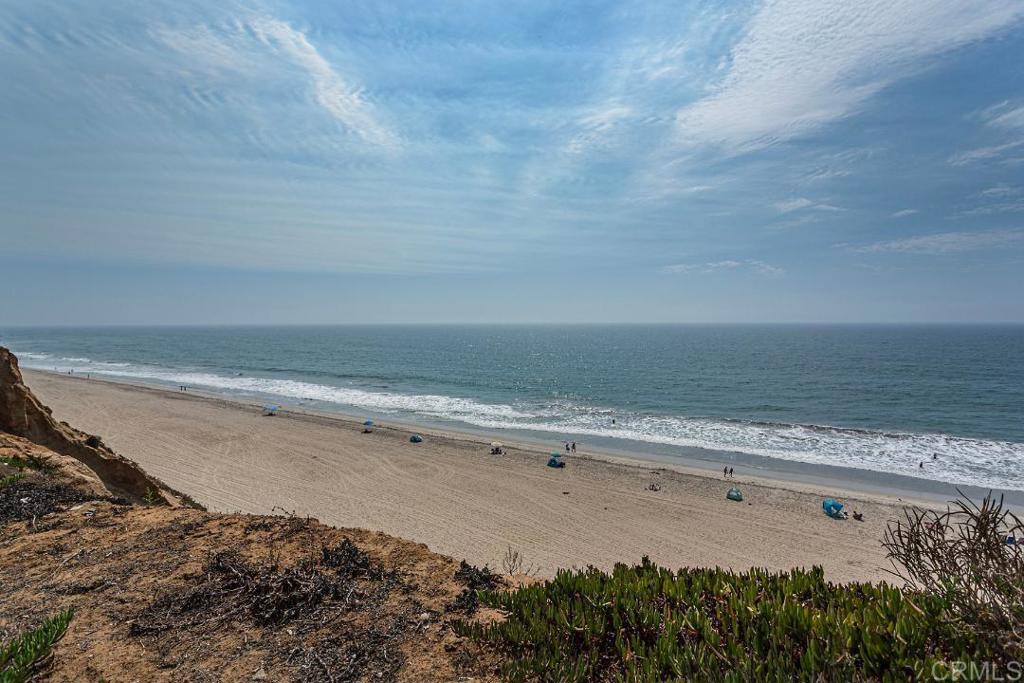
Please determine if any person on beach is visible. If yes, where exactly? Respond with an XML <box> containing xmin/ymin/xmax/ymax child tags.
<box><xmin>729</xmin><ymin>467</ymin><xmax>734</xmax><ymax>478</ymax></box>
<box><xmin>571</xmin><ymin>442</ymin><xmax>576</xmax><ymax>453</ymax></box>
<box><xmin>724</xmin><ymin>466</ymin><xmax>728</xmax><ymax>478</ymax></box>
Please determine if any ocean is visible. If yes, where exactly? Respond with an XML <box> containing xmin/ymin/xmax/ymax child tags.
<box><xmin>2</xmin><ymin>324</ymin><xmax>1022</xmax><ymax>492</ymax></box>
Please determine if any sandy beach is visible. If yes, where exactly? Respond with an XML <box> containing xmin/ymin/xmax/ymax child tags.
<box><xmin>26</xmin><ymin>369</ymin><xmax>912</xmax><ymax>583</ymax></box>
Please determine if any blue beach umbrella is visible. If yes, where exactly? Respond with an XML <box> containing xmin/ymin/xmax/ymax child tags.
<box><xmin>363</xmin><ymin>420</ymin><xmax>374</xmax><ymax>426</ymax></box>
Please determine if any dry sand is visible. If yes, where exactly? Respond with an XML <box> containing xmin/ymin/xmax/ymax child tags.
<box><xmin>26</xmin><ymin>369</ymin><xmax>912</xmax><ymax>583</ymax></box>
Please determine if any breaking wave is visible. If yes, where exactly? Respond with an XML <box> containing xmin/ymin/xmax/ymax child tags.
<box><xmin>16</xmin><ymin>351</ymin><xmax>1024</xmax><ymax>491</ymax></box>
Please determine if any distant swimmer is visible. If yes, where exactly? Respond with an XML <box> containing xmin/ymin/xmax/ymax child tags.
<box><xmin>919</xmin><ymin>461</ymin><xmax>924</xmax><ymax>469</ymax></box>
<box><xmin>612</xmin><ymin>419</ymin><xmax>616</xmax><ymax>425</ymax></box>
<box><xmin>933</xmin><ymin>453</ymin><xmax>938</xmax><ymax>460</ymax></box>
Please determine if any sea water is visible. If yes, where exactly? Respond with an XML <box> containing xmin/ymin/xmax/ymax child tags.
<box><xmin>2</xmin><ymin>324</ymin><xmax>1022</xmax><ymax>491</ymax></box>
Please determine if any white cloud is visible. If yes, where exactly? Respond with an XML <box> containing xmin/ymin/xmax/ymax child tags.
<box><xmin>153</xmin><ymin>23</ymin><xmax>252</xmax><ymax>75</ymax></box>
<box><xmin>802</xmin><ymin>167</ymin><xmax>852</xmax><ymax>183</ymax></box>
<box><xmin>152</xmin><ymin>14</ymin><xmax>397</xmax><ymax>149</ymax></box>
<box><xmin>775</xmin><ymin>197</ymin><xmax>842</xmax><ymax>213</ymax></box>
<box><xmin>949</xmin><ymin>103</ymin><xmax>1024</xmax><ymax>165</ymax></box>
<box><xmin>891</xmin><ymin>208</ymin><xmax>919</xmax><ymax>218</ymax></box>
<box><xmin>566</xmin><ymin>104</ymin><xmax>633</xmax><ymax>155</ymax></box>
<box><xmin>980</xmin><ymin>184</ymin><xmax>1021</xmax><ymax>198</ymax></box>
<box><xmin>850</xmin><ymin>228</ymin><xmax>1024</xmax><ymax>254</ymax></box>
<box><xmin>949</xmin><ymin>139</ymin><xmax>1024</xmax><ymax>166</ymax></box>
<box><xmin>675</xmin><ymin>0</ymin><xmax>1024</xmax><ymax>151</ymax></box>
<box><xmin>250</xmin><ymin>17</ymin><xmax>396</xmax><ymax>147</ymax></box>
<box><xmin>982</xmin><ymin>102</ymin><xmax>1024</xmax><ymax>129</ymax></box>
<box><xmin>958</xmin><ymin>200</ymin><xmax>1024</xmax><ymax>216</ymax></box>
<box><xmin>663</xmin><ymin>259</ymin><xmax>785</xmax><ymax>276</ymax></box>
<box><xmin>775</xmin><ymin>197</ymin><xmax>814</xmax><ymax>213</ymax></box>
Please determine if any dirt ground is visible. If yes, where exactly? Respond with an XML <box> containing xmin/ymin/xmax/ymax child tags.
<box><xmin>1</xmin><ymin>437</ymin><xmax>502</xmax><ymax>682</ymax></box>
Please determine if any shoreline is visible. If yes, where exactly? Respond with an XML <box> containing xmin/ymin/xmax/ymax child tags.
<box><xmin>19</xmin><ymin>368</ymin><xmax>976</xmax><ymax>583</ymax></box>
<box><xmin>26</xmin><ymin>368</ymin><xmax>1009</xmax><ymax>507</ymax></box>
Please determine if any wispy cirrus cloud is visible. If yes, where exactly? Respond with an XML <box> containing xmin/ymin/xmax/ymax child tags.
<box><xmin>775</xmin><ymin>197</ymin><xmax>842</xmax><ymax>213</ymax></box>
<box><xmin>948</xmin><ymin>139</ymin><xmax>1024</xmax><ymax>166</ymax></box>
<box><xmin>153</xmin><ymin>14</ymin><xmax>396</xmax><ymax>148</ymax></box>
<box><xmin>848</xmin><ymin>228</ymin><xmax>1024</xmax><ymax>254</ymax></box>
<box><xmin>891</xmin><ymin>209</ymin><xmax>919</xmax><ymax>218</ymax></box>
<box><xmin>948</xmin><ymin>101</ymin><xmax>1024</xmax><ymax>165</ymax></box>
<box><xmin>980</xmin><ymin>184</ymin><xmax>1021</xmax><ymax>198</ymax></box>
<box><xmin>675</xmin><ymin>0</ymin><xmax>1024</xmax><ymax>152</ymax></box>
<box><xmin>565</xmin><ymin>104</ymin><xmax>633</xmax><ymax>155</ymax></box>
<box><xmin>979</xmin><ymin>101</ymin><xmax>1024</xmax><ymax>129</ymax></box>
<box><xmin>663</xmin><ymin>259</ymin><xmax>785</xmax><ymax>276</ymax></box>
<box><xmin>958</xmin><ymin>200</ymin><xmax>1024</xmax><ymax>216</ymax></box>
<box><xmin>247</xmin><ymin>17</ymin><xmax>397</xmax><ymax>148</ymax></box>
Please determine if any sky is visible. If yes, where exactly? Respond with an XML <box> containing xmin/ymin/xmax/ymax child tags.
<box><xmin>2</xmin><ymin>0</ymin><xmax>1024</xmax><ymax>324</ymax></box>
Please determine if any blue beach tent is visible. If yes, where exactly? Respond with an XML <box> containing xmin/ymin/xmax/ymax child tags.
<box><xmin>547</xmin><ymin>452</ymin><xmax>565</xmax><ymax>468</ymax></box>
<box><xmin>726</xmin><ymin>487</ymin><xmax>743</xmax><ymax>502</ymax></box>
<box><xmin>823</xmin><ymin>498</ymin><xmax>846</xmax><ymax>519</ymax></box>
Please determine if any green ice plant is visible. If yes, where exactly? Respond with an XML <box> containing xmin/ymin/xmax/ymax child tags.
<box><xmin>456</xmin><ymin>559</ymin><xmax>990</xmax><ymax>682</ymax></box>
<box><xmin>0</xmin><ymin>474</ymin><xmax>25</xmax><ymax>489</ymax></box>
<box><xmin>0</xmin><ymin>609</ymin><xmax>74</xmax><ymax>683</ymax></box>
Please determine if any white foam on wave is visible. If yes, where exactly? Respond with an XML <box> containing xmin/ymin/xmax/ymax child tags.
<box><xmin>16</xmin><ymin>352</ymin><xmax>51</xmax><ymax>360</ymax></box>
<box><xmin>16</xmin><ymin>352</ymin><xmax>1024</xmax><ymax>491</ymax></box>
<box><xmin>468</xmin><ymin>414</ymin><xmax>1024</xmax><ymax>491</ymax></box>
<box><xmin>18</xmin><ymin>353</ymin><xmax>535</xmax><ymax>421</ymax></box>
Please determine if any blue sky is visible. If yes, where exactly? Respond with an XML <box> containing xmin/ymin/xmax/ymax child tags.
<box><xmin>2</xmin><ymin>0</ymin><xmax>1024</xmax><ymax>324</ymax></box>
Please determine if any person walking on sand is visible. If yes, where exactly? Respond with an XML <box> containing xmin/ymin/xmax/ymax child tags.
<box><xmin>723</xmin><ymin>466</ymin><xmax>728</xmax><ymax>478</ymax></box>
<box><xmin>571</xmin><ymin>442</ymin><xmax>576</xmax><ymax>453</ymax></box>
<box><xmin>729</xmin><ymin>467</ymin><xmax>734</xmax><ymax>478</ymax></box>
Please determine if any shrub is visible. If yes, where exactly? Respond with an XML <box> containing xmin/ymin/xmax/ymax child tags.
<box><xmin>0</xmin><ymin>609</ymin><xmax>74</xmax><ymax>683</ymax></box>
<box><xmin>883</xmin><ymin>491</ymin><xmax>1023</xmax><ymax>662</ymax></box>
<box><xmin>142</xmin><ymin>488</ymin><xmax>159</xmax><ymax>506</ymax></box>
<box><xmin>456</xmin><ymin>559</ymin><xmax>992</xmax><ymax>682</ymax></box>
